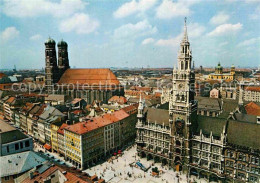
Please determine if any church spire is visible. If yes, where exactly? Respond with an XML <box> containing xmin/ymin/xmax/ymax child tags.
<box><xmin>182</xmin><ymin>17</ymin><xmax>188</xmax><ymax>42</ymax></box>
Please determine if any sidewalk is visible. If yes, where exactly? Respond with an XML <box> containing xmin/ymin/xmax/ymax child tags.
<box><xmin>33</xmin><ymin>141</ymin><xmax>73</xmax><ymax>168</ymax></box>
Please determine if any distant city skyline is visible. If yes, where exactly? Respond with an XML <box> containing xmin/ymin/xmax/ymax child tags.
<box><xmin>1</xmin><ymin>0</ymin><xmax>260</xmax><ymax>70</ymax></box>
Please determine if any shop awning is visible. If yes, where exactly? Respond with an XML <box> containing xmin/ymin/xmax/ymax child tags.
<box><xmin>43</xmin><ymin>144</ymin><xmax>52</xmax><ymax>150</ymax></box>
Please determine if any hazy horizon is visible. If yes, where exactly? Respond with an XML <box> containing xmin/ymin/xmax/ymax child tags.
<box><xmin>1</xmin><ymin>0</ymin><xmax>260</xmax><ymax>70</ymax></box>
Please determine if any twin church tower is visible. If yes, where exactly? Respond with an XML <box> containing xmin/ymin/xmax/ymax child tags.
<box><xmin>45</xmin><ymin>38</ymin><xmax>70</xmax><ymax>93</ymax></box>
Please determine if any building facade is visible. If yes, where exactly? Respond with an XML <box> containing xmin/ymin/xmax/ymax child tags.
<box><xmin>64</xmin><ymin>109</ymin><xmax>134</xmax><ymax>170</ymax></box>
<box><xmin>136</xmin><ymin>19</ymin><xmax>260</xmax><ymax>183</ymax></box>
<box><xmin>208</xmin><ymin>63</ymin><xmax>236</xmax><ymax>81</ymax></box>
<box><xmin>0</xmin><ymin>120</ymin><xmax>33</xmax><ymax>157</ymax></box>
<box><xmin>44</xmin><ymin>38</ymin><xmax>124</xmax><ymax>103</ymax></box>
<box><xmin>239</xmin><ymin>84</ymin><xmax>260</xmax><ymax>103</ymax></box>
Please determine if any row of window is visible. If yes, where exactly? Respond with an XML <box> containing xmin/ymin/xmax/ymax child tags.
<box><xmin>227</xmin><ymin>151</ymin><xmax>260</xmax><ymax>165</ymax></box>
<box><xmin>9</xmin><ymin>140</ymin><xmax>30</xmax><ymax>152</ymax></box>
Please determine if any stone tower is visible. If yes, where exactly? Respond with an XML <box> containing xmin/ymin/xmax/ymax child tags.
<box><xmin>57</xmin><ymin>39</ymin><xmax>70</xmax><ymax>78</ymax></box>
<box><xmin>169</xmin><ymin>18</ymin><xmax>197</xmax><ymax>173</ymax></box>
<box><xmin>45</xmin><ymin>37</ymin><xmax>59</xmax><ymax>94</ymax></box>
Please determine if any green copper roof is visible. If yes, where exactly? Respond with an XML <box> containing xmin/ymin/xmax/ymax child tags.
<box><xmin>58</xmin><ymin>39</ymin><xmax>68</xmax><ymax>47</ymax></box>
<box><xmin>216</xmin><ymin>62</ymin><xmax>223</xmax><ymax>69</ymax></box>
<box><xmin>45</xmin><ymin>37</ymin><xmax>55</xmax><ymax>44</ymax></box>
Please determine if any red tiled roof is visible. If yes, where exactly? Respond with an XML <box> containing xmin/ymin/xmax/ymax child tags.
<box><xmin>108</xmin><ymin>96</ymin><xmax>127</xmax><ymax>104</ymax></box>
<box><xmin>0</xmin><ymin>73</ymin><xmax>6</xmax><ymax>79</ymax></box>
<box><xmin>71</xmin><ymin>98</ymin><xmax>83</xmax><ymax>104</ymax></box>
<box><xmin>245</xmin><ymin>86</ymin><xmax>260</xmax><ymax>92</ymax></box>
<box><xmin>57</xmin><ymin>123</ymin><xmax>69</xmax><ymax>135</ymax></box>
<box><xmin>245</xmin><ymin>102</ymin><xmax>260</xmax><ymax>116</ymax></box>
<box><xmin>35</xmin><ymin>105</ymin><xmax>47</xmax><ymax>116</ymax></box>
<box><xmin>154</xmin><ymin>92</ymin><xmax>162</xmax><ymax>97</ymax></box>
<box><xmin>65</xmin><ymin>110</ymin><xmax>129</xmax><ymax>135</ymax></box>
<box><xmin>58</xmin><ymin>68</ymin><xmax>120</xmax><ymax>86</ymax></box>
<box><xmin>122</xmin><ymin>104</ymin><xmax>138</xmax><ymax>115</ymax></box>
<box><xmin>125</xmin><ymin>90</ymin><xmax>145</xmax><ymax>96</ymax></box>
<box><xmin>5</xmin><ymin>97</ymin><xmax>15</xmax><ymax>104</ymax></box>
<box><xmin>43</xmin><ymin>144</ymin><xmax>52</xmax><ymax>150</ymax></box>
<box><xmin>21</xmin><ymin>103</ymin><xmax>35</xmax><ymax>113</ymax></box>
<box><xmin>72</xmin><ymin>110</ymin><xmax>82</xmax><ymax>115</ymax></box>
<box><xmin>21</xmin><ymin>165</ymin><xmax>90</xmax><ymax>183</ymax></box>
<box><xmin>130</xmin><ymin>86</ymin><xmax>152</xmax><ymax>92</ymax></box>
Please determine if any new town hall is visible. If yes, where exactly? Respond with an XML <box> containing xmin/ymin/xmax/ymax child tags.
<box><xmin>136</xmin><ymin>19</ymin><xmax>260</xmax><ymax>182</ymax></box>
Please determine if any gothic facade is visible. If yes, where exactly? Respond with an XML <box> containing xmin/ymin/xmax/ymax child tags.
<box><xmin>136</xmin><ymin>19</ymin><xmax>260</xmax><ymax>182</ymax></box>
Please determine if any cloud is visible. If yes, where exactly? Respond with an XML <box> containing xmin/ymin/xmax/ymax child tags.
<box><xmin>142</xmin><ymin>38</ymin><xmax>155</xmax><ymax>45</ymax></box>
<box><xmin>156</xmin><ymin>0</ymin><xmax>200</xmax><ymax>19</ymax></box>
<box><xmin>151</xmin><ymin>22</ymin><xmax>203</xmax><ymax>47</ymax></box>
<box><xmin>210</xmin><ymin>12</ymin><xmax>230</xmax><ymax>25</ymax></box>
<box><xmin>114</xmin><ymin>0</ymin><xmax>157</xmax><ymax>18</ymax></box>
<box><xmin>238</xmin><ymin>37</ymin><xmax>260</xmax><ymax>47</ymax></box>
<box><xmin>2</xmin><ymin>0</ymin><xmax>86</xmax><ymax>18</ymax></box>
<box><xmin>59</xmin><ymin>13</ymin><xmax>99</xmax><ymax>34</ymax></box>
<box><xmin>155</xmin><ymin>34</ymin><xmax>182</xmax><ymax>47</ymax></box>
<box><xmin>1</xmin><ymin>27</ymin><xmax>19</xmax><ymax>42</ymax></box>
<box><xmin>219</xmin><ymin>41</ymin><xmax>228</xmax><ymax>46</ymax></box>
<box><xmin>188</xmin><ymin>23</ymin><xmax>205</xmax><ymax>38</ymax></box>
<box><xmin>207</xmin><ymin>23</ymin><xmax>242</xmax><ymax>36</ymax></box>
<box><xmin>113</xmin><ymin>20</ymin><xmax>157</xmax><ymax>39</ymax></box>
<box><xmin>30</xmin><ymin>34</ymin><xmax>42</xmax><ymax>41</ymax></box>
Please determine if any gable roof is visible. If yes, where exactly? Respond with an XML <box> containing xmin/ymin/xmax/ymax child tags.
<box><xmin>65</xmin><ymin>110</ymin><xmax>129</xmax><ymax>135</ymax></box>
<box><xmin>245</xmin><ymin>102</ymin><xmax>260</xmax><ymax>116</ymax></box>
<box><xmin>57</xmin><ymin>123</ymin><xmax>69</xmax><ymax>135</ymax></box>
<box><xmin>0</xmin><ymin>151</ymin><xmax>46</xmax><ymax>177</ymax></box>
<box><xmin>227</xmin><ymin>120</ymin><xmax>260</xmax><ymax>150</ymax></box>
<box><xmin>58</xmin><ymin>68</ymin><xmax>120</xmax><ymax>86</ymax></box>
<box><xmin>245</xmin><ymin>86</ymin><xmax>260</xmax><ymax>92</ymax></box>
<box><xmin>122</xmin><ymin>103</ymin><xmax>138</xmax><ymax>115</ymax></box>
<box><xmin>222</xmin><ymin>99</ymin><xmax>238</xmax><ymax>112</ymax></box>
<box><xmin>39</xmin><ymin>106</ymin><xmax>65</xmax><ymax>120</ymax></box>
<box><xmin>108</xmin><ymin>96</ymin><xmax>127</xmax><ymax>104</ymax></box>
<box><xmin>45</xmin><ymin>94</ymin><xmax>65</xmax><ymax>102</ymax></box>
<box><xmin>196</xmin><ymin>115</ymin><xmax>227</xmax><ymax>137</ymax></box>
<box><xmin>5</xmin><ymin>96</ymin><xmax>16</xmax><ymax>105</ymax></box>
<box><xmin>21</xmin><ymin>103</ymin><xmax>35</xmax><ymax>114</ymax></box>
<box><xmin>0</xmin><ymin>121</ymin><xmax>29</xmax><ymax>144</ymax></box>
<box><xmin>21</xmin><ymin>164</ymin><xmax>91</xmax><ymax>183</ymax></box>
<box><xmin>233</xmin><ymin>113</ymin><xmax>257</xmax><ymax>123</ymax></box>
<box><xmin>196</xmin><ymin>97</ymin><xmax>221</xmax><ymax>111</ymax></box>
<box><xmin>144</xmin><ymin>108</ymin><xmax>169</xmax><ymax>126</ymax></box>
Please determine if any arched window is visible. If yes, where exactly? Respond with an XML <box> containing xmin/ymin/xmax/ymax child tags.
<box><xmin>185</xmin><ymin>61</ymin><xmax>188</xmax><ymax>70</ymax></box>
<box><xmin>181</xmin><ymin>61</ymin><xmax>184</xmax><ymax>70</ymax></box>
<box><xmin>176</xmin><ymin>140</ymin><xmax>181</xmax><ymax>146</ymax></box>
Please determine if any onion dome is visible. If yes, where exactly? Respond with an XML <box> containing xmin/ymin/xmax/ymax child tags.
<box><xmin>45</xmin><ymin>37</ymin><xmax>55</xmax><ymax>44</ymax></box>
<box><xmin>58</xmin><ymin>39</ymin><xmax>68</xmax><ymax>47</ymax></box>
<box><xmin>231</xmin><ymin>64</ymin><xmax>235</xmax><ymax>68</ymax></box>
<box><xmin>216</xmin><ymin>62</ymin><xmax>223</xmax><ymax>69</ymax></box>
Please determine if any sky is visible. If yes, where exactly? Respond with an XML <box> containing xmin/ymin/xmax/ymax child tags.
<box><xmin>0</xmin><ymin>0</ymin><xmax>260</xmax><ymax>70</ymax></box>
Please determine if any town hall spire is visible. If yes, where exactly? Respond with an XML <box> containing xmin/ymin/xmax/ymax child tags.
<box><xmin>182</xmin><ymin>17</ymin><xmax>188</xmax><ymax>43</ymax></box>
